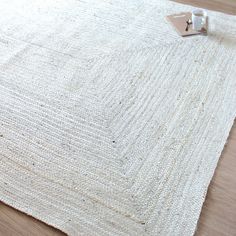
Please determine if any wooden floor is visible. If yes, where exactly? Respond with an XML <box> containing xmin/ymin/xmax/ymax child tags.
<box><xmin>195</xmin><ymin>120</ymin><xmax>236</xmax><ymax>235</ymax></box>
<box><xmin>174</xmin><ymin>0</ymin><xmax>236</xmax><ymax>15</ymax></box>
<box><xmin>0</xmin><ymin>1</ymin><xmax>236</xmax><ymax>235</ymax></box>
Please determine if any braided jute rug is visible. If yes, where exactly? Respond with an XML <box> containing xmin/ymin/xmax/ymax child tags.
<box><xmin>0</xmin><ymin>0</ymin><xmax>236</xmax><ymax>235</ymax></box>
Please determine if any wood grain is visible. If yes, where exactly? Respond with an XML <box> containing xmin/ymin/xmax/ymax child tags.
<box><xmin>195</xmin><ymin>120</ymin><xmax>236</xmax><ymax>236</ymax></box>
<box><xmin>0</xmin><ymin>203</ymin><xmax>65</xmax><ymax>236</ymax></box>
<box><xmin>0</xmin><ymin>1</ymin><xmax>236</xmax><ymax>235</ymax></box>
<box><xmin>173</xmin><ymin>0</ymin><xmax>236</xmax><ymax>15</ymax></box>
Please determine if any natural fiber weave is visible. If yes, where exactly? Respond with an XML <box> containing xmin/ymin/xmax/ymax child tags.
<box><xmin>0</xmin><ymin>0</ymin><xmax>236</xmax><ymax>235</ymax></box>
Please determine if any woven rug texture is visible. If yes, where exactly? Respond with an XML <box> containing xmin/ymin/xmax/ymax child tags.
<box><xmin>0</xmin><ymin>0</ymin><xmax>236</xmax><ymax>235</ymax></box>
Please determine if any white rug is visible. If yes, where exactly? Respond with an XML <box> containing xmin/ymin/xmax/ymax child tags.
<box><xmin>0</xmin><ymin>0</ymin><xmax>236</xmax><ymax>235</ymax></box>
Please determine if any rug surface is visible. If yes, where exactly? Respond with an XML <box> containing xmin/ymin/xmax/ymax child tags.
<box><xmin>0</xmin><ymin>0</ymin><xmax>236</xmax><ymax>235</ymax></box>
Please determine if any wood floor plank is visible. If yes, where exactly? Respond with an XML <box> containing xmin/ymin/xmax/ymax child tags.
<box><xmin>0</xmin><ymin>202</ymin><xmax>65</xmax><ymax>236</ymax></box>
<box><xmin>195</xmin><ymin>121</ymin><xmax>236</xmax><ymax>236</ymax></box>
<box><xmin>0</xmin><ymin>1</ymin><xmax>236</xmax><ymax>235</ymax></box>
<box><xmin>173</xmin><ymin>0</ymin><xmax>236</xmax><ymax>14</ymax></box>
